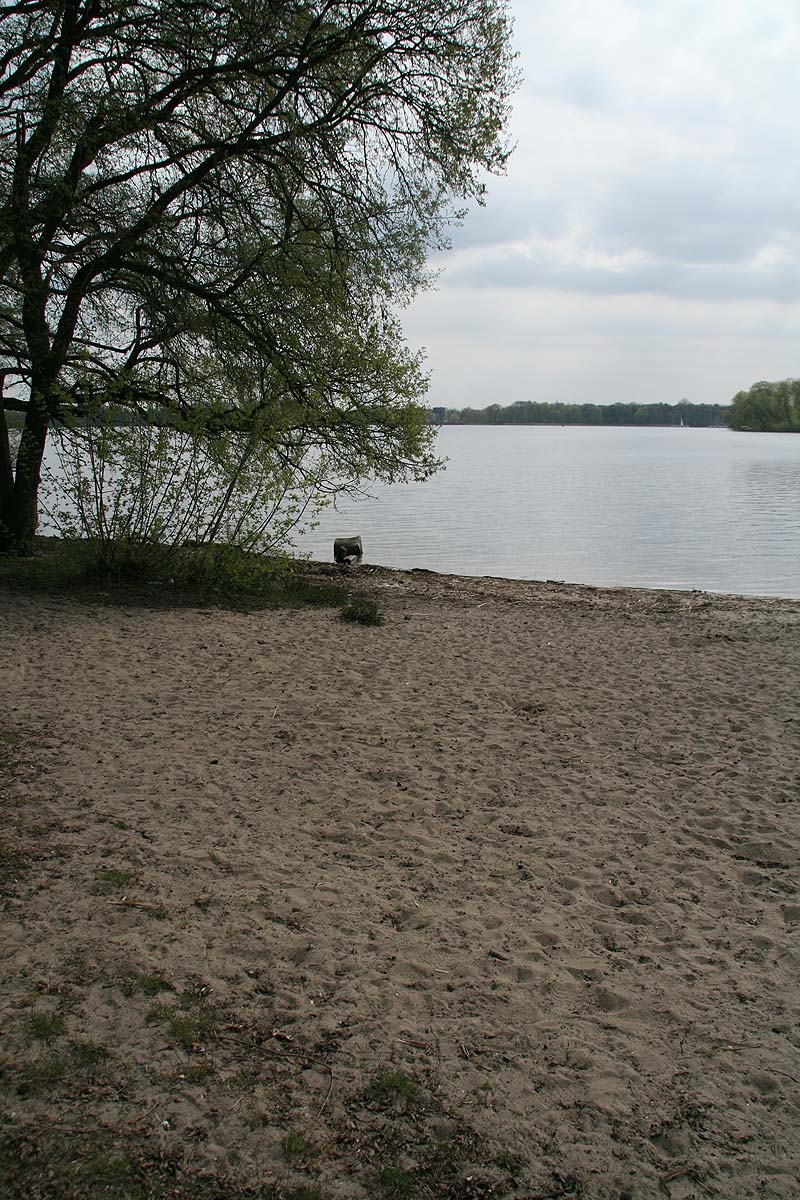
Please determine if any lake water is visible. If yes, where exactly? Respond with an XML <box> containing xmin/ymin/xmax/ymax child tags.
<box><xmin>296</xmin><ymin>426</ymin><xmax>800</xmax><ymax>598</ymax></box>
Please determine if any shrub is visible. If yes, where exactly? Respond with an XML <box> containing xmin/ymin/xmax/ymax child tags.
<box><xmin>39</xmin><ymin>418</ymin><xmax>332</xmax><ymax>574</ymax></box>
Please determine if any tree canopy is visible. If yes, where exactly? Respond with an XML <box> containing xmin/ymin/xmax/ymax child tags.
<box><xmin>726</xmin><ymin>380</ymin><xmax>800</xmax><ymax>433</ymax></box>
<box><xmin>0</xmin><ymin>0</ymin><xmax>516</xmax><ymax>550</ymax></box>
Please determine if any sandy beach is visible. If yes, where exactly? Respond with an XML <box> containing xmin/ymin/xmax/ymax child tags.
<box><xmin>1</xmin><ymin>567</ymin><xmax>798</xmax><ymax>1199</ymax></box>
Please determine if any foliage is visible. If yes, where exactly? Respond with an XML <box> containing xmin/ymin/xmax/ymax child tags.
<box><xmin>726</xmin><ymin>380</ymin><xmax>800</xmax><ymax>432</ymax></box>
<box><xmin>440</xmin><ymin>399</ymin><xmax>730</xmax><ymax>427</ymax></box>
<box><xmin>38</xmin><ymin>417</ymin><xmax>331</xmax><ymax>574</ymax></box>
<box><xmin>341</xmin><ymin>597</ymin><xmax>383</xmax><ymax>626</ymax></box>
<box><xmin>0</xmin><ymin>0</ymin><xmax>516</xmax><ymax>550</ymax></box>
<box><xmin>0</xmin><ymin>533</ymin><xmax>349</xmax><ymax>609</ymax></box>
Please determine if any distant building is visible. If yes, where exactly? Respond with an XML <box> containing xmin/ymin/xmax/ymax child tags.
<box><xmin>428</xmin><ymin>407</ymin><xmax>448</xmax><ymax>424</ymax></box>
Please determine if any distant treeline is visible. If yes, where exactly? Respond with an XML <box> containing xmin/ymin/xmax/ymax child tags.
<box><xmin>430</xmin><ymin>400</ymin><xmax>729</xmax><ymax>427</ymax></box>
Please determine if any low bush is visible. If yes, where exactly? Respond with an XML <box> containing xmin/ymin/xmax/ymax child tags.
<box><xmin>0</xmin><ymin>537</ymin><xmax>348</xmax><ymax>610</ymax></box>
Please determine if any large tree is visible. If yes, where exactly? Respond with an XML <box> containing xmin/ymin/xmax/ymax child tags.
<box><xmin>0</xmin><ymin>0</ymin><xmax>515</xmax><ymax>551</ymax></box>
<box><xmin>726</xmin><ymin>380</ymin><xmax>800</xmax><ymax>433</ymax></box>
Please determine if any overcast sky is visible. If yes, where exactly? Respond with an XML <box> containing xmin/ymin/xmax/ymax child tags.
<box><xmin>403</xmin><ymin>0</ymin><xmax>800</xmax><ymax>409</ymax></box>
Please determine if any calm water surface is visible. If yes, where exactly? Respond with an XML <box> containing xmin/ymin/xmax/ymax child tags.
<box><xmin>297</xmin><ymin>426</ymin><xmax>800</xmax><ymax>598</ymax></box>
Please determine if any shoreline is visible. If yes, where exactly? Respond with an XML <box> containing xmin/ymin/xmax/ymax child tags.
<box><xmin>21</xmin><ymin>534</ymin><xmax>800</xmax><ymax>607</ymax></box>
<box><xmin>2</xmin><ymin>577</ymin><xmax>799</xmax><ymax>1197</ymax></box>
<box><xmin>311</xmin><ymin>557</ymin><xmax>800</xmax><ymax>612</ymax></box>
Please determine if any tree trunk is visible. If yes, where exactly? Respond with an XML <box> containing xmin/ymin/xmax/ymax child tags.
<box><xmin>0</xmin><ymin>401</ymin><xmax>14</xmax><ymax>528</ymax></box>
<box><xmin>0</xmin><ymin>398</ymin><xmax>48</xmax><ymax>554</ymax></box>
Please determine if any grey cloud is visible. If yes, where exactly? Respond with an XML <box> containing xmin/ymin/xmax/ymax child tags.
<box><xmin>440</xmin><ymin>247</ymin><xmax>800</xmax><ymax>304</ymax></box>
<box><xmin>447</xmin><ymin>194</ymin><xmax>562</xmax><ymax>250</ymax></box>
<box><xmin>438</xmin><ymin>150</ymin><xmax>800</xmax><ymax>301</ymax></box>
<box><xmin>595</xmin><ymin>174</ymin><xmax>798</xmax><ymax>266</ymax></box>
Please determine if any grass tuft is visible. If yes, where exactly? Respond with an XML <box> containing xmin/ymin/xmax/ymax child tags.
<box><xmin>281</xmin><ymin>1131</ymin><xmax>312</xmax><ymax>1161</ymax></box>
<box><xmin>340</xmin><ymin>597</ymin><xmax>383</xmax><ymax>626</ymax></box>
<box><xmin>17</xmin><ymin>1054</ymin><xmax>71</xmax><ymax>1093</ymax></box>
<box><xmin>0</xmin><ymin>836</ymin><xmax>29</xmax><ymax>887</ymax></box>
<box><xmin>27</xmin><ymin>1011</ymin><xmax>65</xmax><ymax>1041</ymax></box>
<box><xmin>98</xmin><ymin>867</ymin><xmax>135</xmax><ymax>887</ymax></box>
<box><xmin>376</xmin><ymin>1164</ymin><xmax>417</xmax><ymax>1198</ymax></box>
<box><xmin>120</xmin><ymin>969</ymin><xmax>173</xmax><ymax>998</ymax></box>
<box><xmin>165</xmin><ymin>992</ymin><xmax>223</xmax><ymax>1051</ymax></box>
<box><xmin>69</xmin><ymin>1039</ymin><xmax>109</xmax><ymax>1068</ymax></box>
<box><xmin>370</xmin><ymin>1070</ymin><xmax>419</xmax><ymax>1103</ymax></box>
<box><xmin>74</xmin><ymin>1150</ymin><xmax>145</xmax><ymax>1198</ymax></box>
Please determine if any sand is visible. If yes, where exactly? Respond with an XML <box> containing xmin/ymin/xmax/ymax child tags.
<box><xmin>1</xmin><ymin>567</ymin><xmax>799</xmax><ymax>1199</ymax></box>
